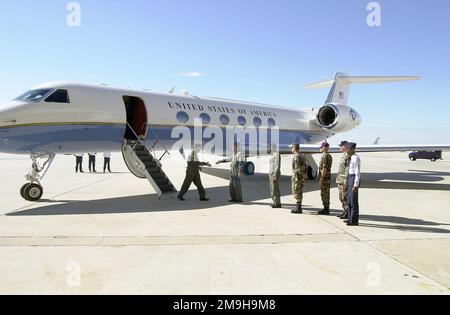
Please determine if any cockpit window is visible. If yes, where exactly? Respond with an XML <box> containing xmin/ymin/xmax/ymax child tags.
<box><xmin>45</xmin><ymin>89</ymin><xmax>70</xmax><ymax>103</ymax></box>
<box><xmin>14</xmin><ymin>89</ymin><xmax>52</xmax><ymax>102</ymax></box>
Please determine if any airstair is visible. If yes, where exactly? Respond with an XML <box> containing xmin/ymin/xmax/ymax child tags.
<box><xmin>121</xmin><ymin>124</ymin><xmax>177</xmax><ymax>199</ymax></box>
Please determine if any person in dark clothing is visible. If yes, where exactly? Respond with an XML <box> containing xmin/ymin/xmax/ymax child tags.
<box><xmin>103</xmin><ymin>152</ymin><xmax>112</xmax><ymax>173</ymax></box>
<box><xmin>345</xmin><ymin>142</ymin><xmax>361</xmax><ymax>226</ymax></box>
<box><xmin>88</xmin><ymin>153</ymin><xmax>97</xmax><ymax>173</ymax></box>
<box><xmin>75</xmin><ymin>154</ymin><xmax>84</xmax><ymax>173</ymax></box>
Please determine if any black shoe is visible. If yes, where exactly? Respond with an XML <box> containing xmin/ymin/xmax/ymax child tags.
<box><xmin>272</xmin><ymin>204</ymin><xmax>282</xmax><ymax>209</ymax></box>
<box><xmin>347</xmin><ymin>222</ymin><xmax>359</xmax><ymax>226</ymax></box>
<box><xmin>200</xmin><ymin>198</ymin><xmax>209</xmax><ymax>202</ymax></box>
<box><xmin>318</xmin><ymin>207</ymin><xmax>330</xmax><ymax>215</ymax></box>
<box><xmin>229</xmin><ymin>199</ymin><xmax>236</xmax><ymax>203</ymax></box>
<box><xmin>178</xmin><ymin>196</ymin><xmax>186</xmax><ymax>201</ymax></box>
<box><xmin>340</xmin><ymin>210</ymin><xmax>349</xmax><ymax>220</ymax></box>
<box><xmin>291</xmin><ymin>205</ymin><xmax>303</xmax><ymax>214</ymax></box>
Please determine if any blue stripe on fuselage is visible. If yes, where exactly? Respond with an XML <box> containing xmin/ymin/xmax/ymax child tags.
<box><xmin>0</xmin><ymin>124</ymin><xmax>328</xmax><ymax>155</ymax></box>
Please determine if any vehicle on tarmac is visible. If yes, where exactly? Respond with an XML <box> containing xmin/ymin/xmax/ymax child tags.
<box><xmin>409</xmin><ymin>151</ymin><xmax>443</xmax><ymax>162</ymax></box>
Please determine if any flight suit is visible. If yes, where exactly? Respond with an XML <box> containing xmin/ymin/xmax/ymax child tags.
<box><xmin>292</xmin><ymin>153</ymin><xmax>308</xmax><ymax>206</ymax></box>
<box><xmin>178</xmin><ymin>151</ymin><xmax>208</xmax><ymax>200</ymax></box>
<box><xmin>269</xmin><ymin>151</ymin><xmax>282</xmax><ymax>207</ymax></box>
<box><xmin>336</xmin><ymin>153</ymin><xmax>351</xmax><ymax>212</ymax></box>
<box><xmin>229</xmin><ymin>152</ymin><xmax>245</xmax><ymax>202</ymax></box>
<box><xmin>319</xmin><ymin>152</ymin><xmax>333</xmax><ymax>207</ymax></box>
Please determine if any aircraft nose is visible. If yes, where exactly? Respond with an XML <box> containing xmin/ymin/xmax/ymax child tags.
<box><xmin>0</xmin><ymin>103</ymin><xmax>19</xmax><ymax>125</ymax></box>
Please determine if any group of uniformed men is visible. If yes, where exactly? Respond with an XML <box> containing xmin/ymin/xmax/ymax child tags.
<box><xmin>288</xmin><ymin>141</ymin><xmax>361</xmax><ymax>226</ymax></box>
<box><xmin>178</xmin><ymin>141</ymin><xmax>361</xmax><ymax>226</ymax></box>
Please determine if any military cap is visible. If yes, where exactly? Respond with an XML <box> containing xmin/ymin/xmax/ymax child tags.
<box><xmin>345</xmin><ymin>142</ymin><xmax>357</xmax><ymax>149</ymax></box>
<box><xmin>339</xmin><ymin>141</ymin><xmax>349</xmax><ymax>147</ymax></box>
<box><xmin>321</xmin><ymin>141</ymin><xmax>330</xmax><ymax>148</ymax></box>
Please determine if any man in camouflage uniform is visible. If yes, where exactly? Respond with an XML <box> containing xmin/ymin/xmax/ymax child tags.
<box><xmin>291</xmin><ymin>144</ymin><xmax>308</xmax><ymax>214</ymax></box>
<box><xmin>336</xmin><ymin>141</ymin><xmax>351</xmax><ymax>219</ymax></box>
<box><xmin>318</xmin><ymin>141</ymin><xmax>333</xmax><ymax>215</ymax></box>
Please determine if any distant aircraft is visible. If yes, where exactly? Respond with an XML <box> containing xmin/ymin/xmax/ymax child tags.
<box><xmin>373</xmin><ymin>137</ymin><xmax>381</xmax><ymax>145</ymax></box>
<box><xmin>0</xmin><ymin>73</ymin><xmax>449</xmax><ymax>201</ymax></box>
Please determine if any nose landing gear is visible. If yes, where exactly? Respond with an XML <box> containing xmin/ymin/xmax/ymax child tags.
<box><xmin>20</xmin><ymin>153</ymin><xmax>55</xmax><ymax>201</ymax></box>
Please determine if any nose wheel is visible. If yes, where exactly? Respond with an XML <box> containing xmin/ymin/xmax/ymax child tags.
<box><xmin>20</xmin><ymin>183</ymin><xmax>44</xmax><ymax>201</ymax></box>
<box><xmin>20</xmin><ymin>153</ymin><xmax>55</xmax><ymax>201</ymax></box>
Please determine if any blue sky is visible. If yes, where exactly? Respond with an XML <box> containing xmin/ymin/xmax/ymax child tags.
<box><xmin>0</xmin><ymin>0</ymin><xmax>449</xmax><ymax>144</ymax></box>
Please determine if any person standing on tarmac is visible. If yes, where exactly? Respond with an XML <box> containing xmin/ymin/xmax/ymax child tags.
<box><xmin>88</xmin><ymin>153</ymin><xmax>97</xmax><ymax>173</ymax></box>
<box><xmin>336</xmin><ymin>141</ymin><xmax>351</xmax><ymax>219</ymax></box>
<box><xmin>75</xmin><ymin>153</ymin><xmax>84</xmax><ymax>173</ymax></box>
<box><xmin>216</xmin><ymin>143</ymin><xmax>246</xmax><ymax>203</ymax></box>
<box><xmin>268</xmin><ymin>144</ymin><xmax>282</xmax><ymax>209</ymax></box>
<box><xmin>103</xmin><ymin>152</ymin><xmax>112</xmax><ymax>173</ymax></box>
<box><xmin>178</xmin><ymin>145</ymin><xmax>211</xmax><ymax>202</ymax></box>
<box><xmin>318</xmin><ymin>141</ymin><xmax>333</xmax><ymax>215</ymax></box>
<box><xmin>346</xmin><ymin>142</ymin><xmax>361</xmax><ymax>226</ymax></box>
<box><xmin>291</xmin><ymin>144</ymin><xmax>308</xmax><ymax>214</ymax></box>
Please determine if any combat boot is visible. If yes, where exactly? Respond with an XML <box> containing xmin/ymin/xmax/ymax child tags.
<box><xmin>318</xmin><ymin>206</ymin><xmax>330</xmax><ymax>215</ymax></box>
<box><xmin>291</xmin><ymin>204</ymin><xmax>303</xmax><ymax>214</ymax></box>
<box><xmin>340</xmin><ymin>209</ymin><xmax>349</xmax><ymax>220</ymax></box>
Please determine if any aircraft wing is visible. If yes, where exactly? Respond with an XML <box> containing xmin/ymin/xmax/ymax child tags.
<box><xmin>279</xmin><ymin>144</ymin><xmax>450</xmax><ymax>155</ymax></box>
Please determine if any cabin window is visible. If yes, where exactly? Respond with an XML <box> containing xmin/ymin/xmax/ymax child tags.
<box><xmin>268</xmin><ymin>118</ymin><xmax>276</xmax><ymax>127</ymax></box>
<box><xmin>199</xmin><ymin>113</ymin><xmax>211</xmax><ymax>125</ymax></box>
<box><xmin>176</xmin><ymin>111</ymin><xmax>190</xmax><ymax>124</ymax></box>
<box><xmin>238</xmin><ymin>116</ymin><xmax>247</xmax><ymax>126</ymax></box>
<box><xmin>253</xmin><ymin>117</ymin><xmax>262</xmax><ymax>127</ymax></box>
<box><xmin>14</xmin><ymin>89</ymin><xmax>52</xmax><ymax>102</ymax></box>
<box><xmin>220</xmin><ymin>115</ymin><xmax>230</xmax><ymax>125</ymax></box>
<box><xmin>45</xmin><ymin>89</ymin><xmax>70</xmax><ymax>103</ymax></box>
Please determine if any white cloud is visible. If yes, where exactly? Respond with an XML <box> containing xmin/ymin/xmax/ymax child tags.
<box><xmin>173</xmin><ymin>72</ymin><xmax>206</xmax><ymax>78</ymax></box>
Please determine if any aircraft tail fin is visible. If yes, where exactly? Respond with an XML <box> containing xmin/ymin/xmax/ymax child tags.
<box><xmin>304</xmin><ymin>73</ymin><xmax>421</xmax><ymax>106</ymax></box>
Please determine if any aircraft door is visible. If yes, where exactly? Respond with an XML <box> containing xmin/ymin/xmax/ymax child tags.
<box><xmin>123</xmin><ymin>96</ymin><xmax>148</xmax><ymax>140</ymax></box>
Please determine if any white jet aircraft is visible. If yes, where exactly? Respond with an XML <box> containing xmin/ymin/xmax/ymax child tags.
<box><xmin>0</xmin><ymin>73</ymin><xmax>448</xmax><ymax>201</ymax></box>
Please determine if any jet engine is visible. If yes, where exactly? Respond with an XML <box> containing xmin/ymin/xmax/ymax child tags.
<box><xmin>315</xmin><ymin>104</ymin><xmax>362</xmax><ymax>133</ymax></box>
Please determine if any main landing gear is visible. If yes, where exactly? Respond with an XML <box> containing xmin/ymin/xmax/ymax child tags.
<box><xmin>243</xmin><ymin>161</ymin><xmax>255</xmax><ymax>176</ymax></box>
<box><xmin>20</xmin><ymin>153</ymin><xmax>55</xmax><ymax>201</ymax></box>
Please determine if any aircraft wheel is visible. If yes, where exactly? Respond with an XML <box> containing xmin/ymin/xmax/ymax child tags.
<box><xmin>307</xmin><ymin>166</ymin><xmax>318</xmax><ymax>180</ymax></box>
<box><xmin>20</xmin><ymin>184</ymin><xmax>31</xmax><ymax>200</ymax></box>
<box><xmin>410</xmin><ymin>157</ymin><xmax>416</xmax><ymax>161</ymax></box>
<box><xmin>431</xmin><ymin>158</ymin><xmax>437</xmax><ymax>162</ymax></box>
<box><xmin>244</xmin><ymin>162</ymin><xmax>255</xmax><ymax>176</ymax></box>
<box><xmin>24</xmin><ymin>184</ymin><xmax>44</xmax><ymax>201</ymax></box>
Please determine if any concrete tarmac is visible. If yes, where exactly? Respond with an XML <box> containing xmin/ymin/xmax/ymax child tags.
<box><xmin>0</xmin><ymin>152</ymin><xmax>449</xmax><ymax>295</ymax></box>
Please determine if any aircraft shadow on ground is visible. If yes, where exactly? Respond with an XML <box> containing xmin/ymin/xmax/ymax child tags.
<box><xmin>6</xmin><ymin>168</ymin><xmax>450</xmax><ymax>234</ymax></box>
<box><xmin>358</xmin><ymin>215</ymin><xmax>450</xmax><ymax>234</ymax></box>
